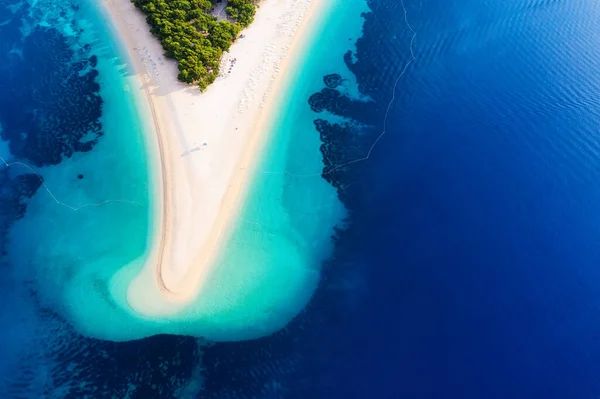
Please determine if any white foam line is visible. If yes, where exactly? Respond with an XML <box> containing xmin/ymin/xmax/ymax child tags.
<box><xmin>262</xmin><ymin>0</ymin><xmax>417</xmax><ymax>178</ymax></box>
<box><xmin>0</xmin><ymin>156</ymin><xmax>141</xmax><ymax>211</ymax></box>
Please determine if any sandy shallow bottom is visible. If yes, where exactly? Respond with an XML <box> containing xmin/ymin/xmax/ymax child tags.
<box><xmin>74</xmin><ymin>0</ymin><xmax>345</xmax><ymax>340</ymax></box>
<box><xmin>101</xmin><ymin>0</ymin><xmax>325</xmax><ymax>309</ymax></box>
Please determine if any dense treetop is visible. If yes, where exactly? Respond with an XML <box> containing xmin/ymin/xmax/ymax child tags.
<box><xmin>131</xmin><ymin>0</ymin><xmax>257</xmax><ymax>90</ymax></box>
<box><xmin>226</xmin><ymin>0</ymin><xmax>256</xmax><ymax>26</ymax></box>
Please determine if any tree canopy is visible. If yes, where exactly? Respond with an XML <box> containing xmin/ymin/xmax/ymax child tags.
<box><xmin>131</xmin><ymin>0</ymin><xmax>257</xmax><ymax>90</ymax></box>
<box><xmin>226</xmin><ymin>0</ymin><xmax>257</xmax><ymax>27</ymax></box>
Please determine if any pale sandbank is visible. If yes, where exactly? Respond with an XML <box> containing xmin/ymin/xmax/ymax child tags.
<box><xmin>98</xmin><ymin>0</ymin><xmax>323</xmax><ymax>315</ymax></box>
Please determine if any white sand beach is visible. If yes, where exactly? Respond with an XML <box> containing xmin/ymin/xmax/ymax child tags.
<box><xmin>98</xmin><ymin>0</ymin><xmax>322</xmax><ymax>315</ymax></box>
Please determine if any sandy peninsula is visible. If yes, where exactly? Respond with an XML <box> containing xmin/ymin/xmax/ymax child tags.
<box><xmin>98</xmin><ymin>0</ymin><xmax>322</xmax><ymax>315</ymax></box>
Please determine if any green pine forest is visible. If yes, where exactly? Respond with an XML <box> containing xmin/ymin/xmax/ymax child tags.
<box><xmin>131</xmin><ymin>0</ymin><xmax>257</xmax><ymax>90</ymax></box>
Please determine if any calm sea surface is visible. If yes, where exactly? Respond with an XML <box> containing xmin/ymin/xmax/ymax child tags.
<box><xmin>2</xmin><ymin>0</ymin><xmax>600</xmax><ymax>397</ymax></box>
<box><xmin>203</xmin><ymin>0</ymin><xmax>600</xmax><ymax>397</ymax></box>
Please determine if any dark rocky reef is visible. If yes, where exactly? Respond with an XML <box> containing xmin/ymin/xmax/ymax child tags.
<box><xmin>306</xmin><ymin>82</ymin><xmax>378</xmax><ymax>199</ymax></box>
<box><xmin>46</xmin><ymin>333</ymin><xmax>199</xmax><ymax>398</ymax></box>
<box><xmin>0</xmin><ymin>4</ymin><xmax>103</xmax><ymax>167</ymax></box>
<box><xmin>0</xmin><ymin>169</ymin><xmax>43</xmax><ymax>255</ymax></box>
<box><xmin>308</xmin><ymin>88</ymin><xmax>376</xmax><ymax>125</ymax></box>
<box><xmin>0</xmin><ymin>169</ymin><xmax>43</xmax><ymax>217</ymax></box>
<box><xmin>315</xmin><ymin>119</ymin><xmax>368</xmax><ymax>192</ymax></box>
<box><xmin>308</xmin><ymin>5</ymin><xmax>413</xmax><ymax>199</ymax></box>
<box><xmin>0</xmin><ymin>1</ymin><xmax>103</xmax><ymax>255</ymax></box>
<box><xmin>3</xmin><ymin>304</ymin><xmax>201</xmax><ymax>399</ymax></box>
<box><xmin>323</xmin><ymin>73</ymin><xmax>343</xmax><ymax>88</ymax></box>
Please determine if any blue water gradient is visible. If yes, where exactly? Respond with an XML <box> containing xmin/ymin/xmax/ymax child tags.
<box><xmin>199</xmin><ymin>0</ymin><xmax>600</xmax><ymax>397</ymax></box>
<box><xmin>4</xmin><ymin>0</ymin><xmax>600</xmax><ymax>396</ymax></box>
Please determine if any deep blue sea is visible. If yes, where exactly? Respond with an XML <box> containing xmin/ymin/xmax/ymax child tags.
<box><xmin>3</xmin><ymin>0</ymin><xmax>600</xmax><ymax>397</ymax></box>
<box><xmin>201</xmin><ymin>0</ymin><xmax>600</xmax><ymax>397</ymax></box>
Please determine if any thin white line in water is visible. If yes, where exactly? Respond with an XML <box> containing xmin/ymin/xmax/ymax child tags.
<box><xmin>0</xmin><ymin>156</ymin><xmax>141</xmax><ymax>211</ymax></box>
<box><xmin>262</xmin><ymin>0</ymin><xmax>417</xmax><ymax>178</ymax></box>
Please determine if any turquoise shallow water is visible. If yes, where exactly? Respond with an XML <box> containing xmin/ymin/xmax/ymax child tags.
<box><xmin>91</xmin><ymin>0</ymin><xmax>367</xmax><ymax>341</ymax></box>
<box><xmin>5</xmin><ymin>0</ymin><xmax>151</xmax><ymax>324</ymax></box>
<box><xmin>0</xmin><ymin>0</ymin><xmax>373</xmax><ymax>394</ymax></box>
<box><xmin>3</xmin><ymin>0</ymin><xmax>367</xmax><ymax>343</ymax></box>
<box><xmin>0</xmin><ymin>0</ymin><xmax>153</xmax><ymax>390</ymax></box>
